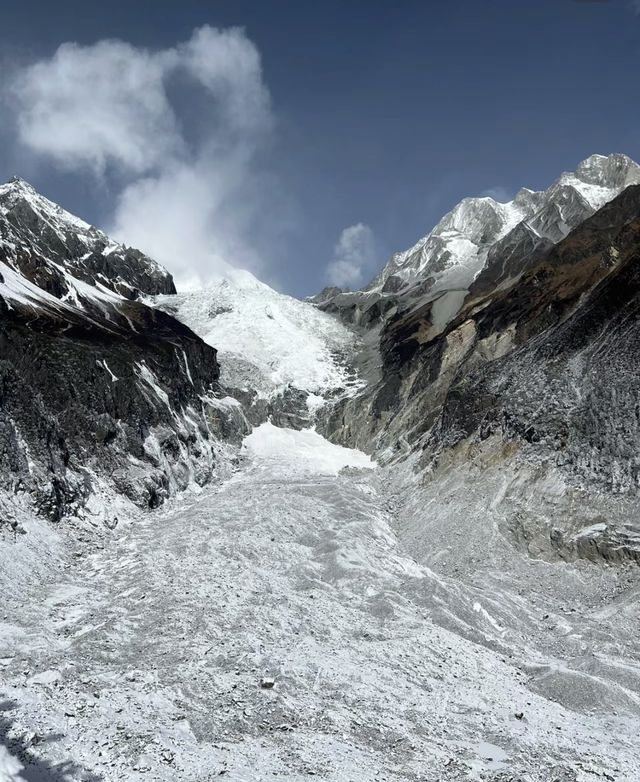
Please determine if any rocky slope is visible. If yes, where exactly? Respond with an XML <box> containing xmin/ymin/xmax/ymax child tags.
<box><xmin>0</xmin><ymin>179</ymin><xmax>233</xmax><ymax>524</ymax></box>
<box><xmin>320</xmin><ymin>156</ymin><xmax>640</xmax><ymax>567</ymax></box>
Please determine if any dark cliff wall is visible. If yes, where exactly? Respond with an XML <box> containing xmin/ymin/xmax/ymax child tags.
<box><xmin>321</xmin><ymin>186</ymin><xmax>640</xmax><ymax>497</ymax></box>
<box><xmin>0</xmin><ymin>181</ymin><xmax>231</xmax><ymax>521</ymax></box>
<box><xmin>0</xmin><ymin>294</ymin><xmax>221</xmax><ymax>519</ymax></box>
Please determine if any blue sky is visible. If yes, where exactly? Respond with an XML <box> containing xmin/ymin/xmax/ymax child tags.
<box><xmin>0</xmin><ymin>0</ymin><xmax>639</xmax><ymax>295</ymax></box>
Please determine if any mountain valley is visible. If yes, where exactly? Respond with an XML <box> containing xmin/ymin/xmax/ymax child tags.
<box><xmin>1</xmin><ymin>155</ymin><xmax>640</xmax><ymax>782</ymax></box>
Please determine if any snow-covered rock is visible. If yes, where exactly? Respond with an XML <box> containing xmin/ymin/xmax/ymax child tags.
<box><xmin>155</xmin><ymin>269</ymin><xmax>363</xmax><ymax>431</ymax></box>
<box><xmin>369</xmin><ymin>153</ymin><xmax>640</xmax><ymax>295</ymax></box>
<box><xmin>0</xmin><ymin>177</ymin><xmax>174</xmax><ymax>302</ymax></box>
<box><xmin>0</xmin><ymin>179</ymin><xmax>230</xmax><ymax>520</ymax></box>
<box><xmin>0</xmin><ymin>745</ymin><xmax>26</xmax><ymax>782</ymax></box>
<box><xmin>321</xmin><ymin>171</ymin><xmax>640</xmax><ymax>566</ymax></box>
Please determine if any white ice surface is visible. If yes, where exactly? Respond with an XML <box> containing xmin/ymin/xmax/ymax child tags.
<box><xmin>0</xmin><ymin>745</ymin><xmax>26</xmax><ymax>782</ymax></box>
<box><xmin>154</xmin><ymin>269</ymin><xmax>359</xmax><ymax>396</ymax></box>
<box><xmin>243</xmin><ymin>422</ymin><xmax>374</xmax><ymax>476</ymax></box>
<box><xmin>1</xmin><ymin>425</ymin><xmax>638</xmax><ymax>780</ymax></box>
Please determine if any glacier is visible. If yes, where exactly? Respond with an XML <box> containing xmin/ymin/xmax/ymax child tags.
<box><xmin>2</xmin><ymin>155</ymin><xmax>640</xmax><ymax>782</ymax></box>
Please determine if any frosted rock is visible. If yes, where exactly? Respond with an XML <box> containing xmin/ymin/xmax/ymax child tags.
<box><xmin>368</xmin><ymin>153</ymin><xmax>640</xmax><ymax>294</ymax></box>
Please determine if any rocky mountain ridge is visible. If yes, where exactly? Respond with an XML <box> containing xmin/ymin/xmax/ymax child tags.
<box><xmin>319</xmin><ymin>158</ymin><xmax>640</xmax><ymax>567</ymax></box>
<box><xmin>316</xmin><ymin>153</ymin><xmax>640</xmax><ymax>328</ymax></box>
<box><xmin>0</xmin><ymin>177</ymin><xmax>175</xmax><ymax>302</ymax></box>
<box><xmin>0</xmin><ymin>179</ymin><xmax>236</xmax><ymax>523</ymax></box>
<box><xmin>374</xmin><ymin>152</ymin><xmax>640</xmax><ymax>293</ymax></box>
<box><xmin>0</xmin><ymin>177</ymin><xmax>363</xmax><ymax>525</ymax></box>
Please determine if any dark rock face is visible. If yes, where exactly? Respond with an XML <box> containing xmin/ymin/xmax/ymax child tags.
<box><xmin>440</xmin><ymin>196</ymin><xmax>640</xmax><ymax>491</ymax></box>
<box><xmin>0</xmin><ymin>178</ymin><xmax>175</xmax><ymax>300</ymax></box>
<box><xmin>0</xmin><ymin>301</ymin><xmax>220</xmax><ymax>518</ymax></box>
<box><xmin>315</xmin><ymin>288</ymin><xmax>398</xmax><ymax>329</ymax></box>
<box><xmin>0</xmin><ymin>180</ymin><xmax>223</xmax><ymax>520</ymax></box>
<box><xmin>310</xmin><ymin>286</ymin><xmax>344</xmax><ymax>304</ymax></box>
<box><xmin>218</xmin><ymin>386</ymin><xmax>313</xmax><ymax>431</ymax></box>
<box><xmin>321</xmin><ymin>185</ymin><xmax>640</xmax><ymax>564</ymax></box>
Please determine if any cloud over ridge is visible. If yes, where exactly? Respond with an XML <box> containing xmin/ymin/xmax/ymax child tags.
<box><xmin>7</xmin><ymin>26</ymin><xmax>276</xmax><ymax>287</ymax></box>
<box><xmin>327</xmin><ymin>222</ymin><xmax>376</xmax><ymax>288</ymax></box>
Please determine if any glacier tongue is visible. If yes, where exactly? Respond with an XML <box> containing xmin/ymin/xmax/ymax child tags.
<box><xmin>243</xmin><ymin>421</ymin><xmax>374</xmax><ymax>476</ymax></box>
<box><xmin>2</xmin><ymin>422</ymin><xmax>636</xmax><ymax>781</ymax></box>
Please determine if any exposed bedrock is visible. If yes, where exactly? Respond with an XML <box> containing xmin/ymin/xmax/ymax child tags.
<box><xmin>0</xmin><ymin>180</ymin><xmax>234</xmax><ymax>521</ymax></box>
<box><xmin>320</xmin><ymin>185</ymin><xmax>640</xmax><ymax>565</ymax></box>
<box><xmin>0</xmin><ymin>302</ymin><xmax>222</xmax><ymax>520</ymax></box>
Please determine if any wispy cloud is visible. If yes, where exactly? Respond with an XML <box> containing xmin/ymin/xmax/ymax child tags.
<box><xmin>5</xmin><ymin>26</ymin><xmax>278</xmax><ymax>288</ymax></box>
<box><xmin>480</xmin><ymin>186</ymin><xmax>512</xmax><ymax>202</ymax></box>
<box><xmin>327</xmin><ymin>223</ymin><xmax>376</xmax><ymax>289</ymax></box>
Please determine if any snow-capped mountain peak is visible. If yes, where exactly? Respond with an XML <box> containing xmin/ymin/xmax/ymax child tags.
<box><xmin>0</xmin><ymin>175</ymin><xmax>93</xmax><ymax>233</ymax></box>
<box><xmin>370</xmin><ymin>153</ymin><xmax>640</xmax><ymax>296</ymax></box>
<box><xmin>0</xmin><ymin>177</ymin><xmax>176</xmax><ymax>309</ymax></box>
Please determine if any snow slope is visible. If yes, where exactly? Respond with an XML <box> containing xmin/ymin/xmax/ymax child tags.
<box><xmin>0</xmin><ymin>746</ymin><xmax>25</xmax><ymax>782</ymax></box>
<box><xmin>155</xmin><ymin>269</ymin><xmax>360</xmax><ymax>397</ymax></box>
<box><xmin>244</xmin><ymin>422</ymin><xmax>374</xmax><ymax>476</ymax></box>
<box><xmin>0</xmin><ymin>256</ymin><xmax>125</xmax><ymax>322</ymax></box>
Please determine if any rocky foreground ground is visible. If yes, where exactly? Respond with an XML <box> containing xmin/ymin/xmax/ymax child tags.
<box><xmin>1</xmin><ymin>424</ymin><xmax>638</xmax><ymax>782</ymax></box>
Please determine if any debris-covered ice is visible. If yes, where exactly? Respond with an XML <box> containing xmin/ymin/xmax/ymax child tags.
<box><xmin>1</xmin><ymin>424</ymin><xmax>638</xmax><ymax>780</ymax></box>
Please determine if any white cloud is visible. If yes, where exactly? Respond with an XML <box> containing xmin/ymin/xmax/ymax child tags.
<box><xmin>10</xmin><ymin>40</ymin><xmax>180</xmax><ymax>175</ymax></box>
<box><xmin>178</xmin><ymin>25</ymin><xmax>271</xmax><ymax>138</ymax></box>
<box><xmin>481</xmin><ymin>186</ymin><xmax>512</xmax><ymax>202</ymax></box>
<box><xmin>327</xmin><ymin>223</ymin><xmax>376</xmax><ymax>289</ymax></box>
<box><xmin>6</xmin><ymin>26</ymin><xmax>275</xmax><ymax>286</ymax></box>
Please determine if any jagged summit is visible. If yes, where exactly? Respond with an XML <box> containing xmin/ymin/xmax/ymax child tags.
<box><xmin>0</xmin><ymin>175</ymin><xmax>223</xmax><ymax>520</ymax></box>
<box><xmin>0</xmin><ymin>176</ymin><xmax>175</xmax><ymax>303</ymax></box>
<box><xmin>574</xmin><ymin>152</ymin><xmax>640</xmax><ymax>188</ymax></box>
<box><xmin>369</xmin><ymin>152</ymin><xmax>640</xmax><ymax>295</ymax></box>
<box><xmin>7</xmin><ymin>174</ymin><xmax>35</xmax><ymax>187</ymax></box>
<box><xmin>0</xmin><ymin>175</ymin><xmax>93</xmax><ymax>232</ymax></box>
